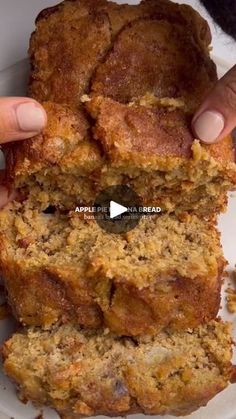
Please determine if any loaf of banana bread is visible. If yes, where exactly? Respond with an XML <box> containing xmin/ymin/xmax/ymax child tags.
<box><xmin>1</xmin><ymin>1</ymin><xmax>236</xmax><ymax>416</ymax></box>
<box><xmin>2</xmin><ymin>320</ymin><xmax>234</xmax><ymax>418</ymax></box>
<box><xmin>0</xmin><ymin>199</ymin><xmax>224</xmax><ymax>335</ymax></box>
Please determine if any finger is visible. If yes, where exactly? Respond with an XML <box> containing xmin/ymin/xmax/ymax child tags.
<box><xmin>0</xmin><ymin>97</ymin><xmax>47</xmax><ymax>144</ymax></box>
<box><xmin>192</xmin><ymin>65</ymin><xmax>236</xmax><ymax>143</ymax></box>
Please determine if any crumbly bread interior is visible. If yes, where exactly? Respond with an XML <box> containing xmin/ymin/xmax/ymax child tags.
<box><xmin>0</xmin><ymin>200</ymin><xmax>224</xmax><ymax>334</ymax></box>
<box><xmin>2</xmin><ymin>320</ymin><xmax>233</xmax><ymax>418</ymax></box>
<box><xmin>0</xmin><ymin>200</ymin><xmax>223</xmax><ymax>286</ymax></box>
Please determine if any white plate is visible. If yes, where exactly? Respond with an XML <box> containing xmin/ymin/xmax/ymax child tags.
<box><xmin>0</xmin><ymin>4</ymin><xmax>235</xmax><ymax>418</ymax></box>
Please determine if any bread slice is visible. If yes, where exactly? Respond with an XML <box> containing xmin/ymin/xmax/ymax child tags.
<box><xmin>0</xmin><ymin>200</ymin><xmax>224</xmax><ymax>335</ymax></box>
<box><xmin>5</xmin><ymin>102</ymin><xmax>102</xmax><ymax>210</ymax></box>
<box><xmin>87</xmin><ymin>95</ymin><xmax>236</xmax><ymax>214</ymax></box>
<box><xmin>4</xmin><ymin>0</ymin><xmax>235</xmax><ymax>216</ymax></box>
<box><xmin>5</xmin><ymin>99</ymin><xmax>236</xmax><ymax>215</ymax></box>
<box><xmin>2</xmin><ymin>320</ymin><xmax>234</xmax><ymax>418</ymax></box>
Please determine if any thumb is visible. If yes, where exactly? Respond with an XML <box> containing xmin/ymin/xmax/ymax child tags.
<box><xmin>192</xmin><ymin>64</ymin><xmax>236</xmax><ymax>143</ymax></box>
<box><xmin>0</xmin><ymin>97</ymin><xmax>47</xmax><ymax>143</ymax></box>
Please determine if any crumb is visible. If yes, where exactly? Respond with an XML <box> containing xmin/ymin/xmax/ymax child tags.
<box><xmin>80</xmin><ymin>94</ymin><xmax>91</xmax><ymax>103</ymax></box>
<box><xmin>130</xmin><ymin>92</ymin><xmax>186</xmax><ymax>111</ymax></box>
<box><xmin>226</xmin><ymin>288</ymin><xmax>236</xmax><ymax>313</ymax></box>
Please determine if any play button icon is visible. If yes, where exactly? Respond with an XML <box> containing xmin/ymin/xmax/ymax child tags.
<box><xmin>94</xmin><ymin>185</ymin><xmax>142</xmax><ymax>234</ymax></box>
<box><xmin>110</xmin><ymin>201</ymin><xmax>128</xmax><ymax>219</ymax></box>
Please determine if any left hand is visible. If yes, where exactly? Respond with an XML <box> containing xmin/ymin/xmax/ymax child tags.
<box><xmin>0</xmin><ymin>97</ymin><xmax>47</xmax><ymax>208</ymax></box>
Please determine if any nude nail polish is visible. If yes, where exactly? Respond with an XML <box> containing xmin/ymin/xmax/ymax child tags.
<box><xmin>193</xmin><ymin>110</ymin><xmax>225</xmax><ymax>143</ymax></box>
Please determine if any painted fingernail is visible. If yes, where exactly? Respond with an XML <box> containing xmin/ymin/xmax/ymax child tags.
<box><xmin>16</xmin><ymin>102</ymin><xmax>46</xmax><ymax>132</ymax></box>
<box><xmin>193</xmin><ymin>110</ymin><xmax>225</xmax><ymax>143</ymax></box>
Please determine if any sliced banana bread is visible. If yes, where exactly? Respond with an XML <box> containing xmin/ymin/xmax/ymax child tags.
<box><xmin>2</xmin><ymin>320</ymin><xmax>234</xmax><ymax>418</ymax></box>
<box><xmin>5</xmin><ymin>100</ymin><xmax>236</xmax><ymax>214</ymax></box>
<box><xmin>4</xmin><ymin>0</ymin><xmax>235</xmax><ymax>215</ymax></box>
<box><xmin>0</xmin><ymin>200</ymin><xmax>224</xmax><ymax>335</ymax></box>
<box><xmin>0</xmin><ymin>1</ymin><xmax>235</xmax><ymax>416</ymax></box>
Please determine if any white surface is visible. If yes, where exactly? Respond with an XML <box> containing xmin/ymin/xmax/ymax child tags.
<box><xmin>0</xmin><ymin>0</ymin><xmax>58</xmax><ymax>71</ymax></box>
<box><xmin>0</xmin><ymin>1</ymin><xmax>235</xmax><ymax>419</ymax></box>
<box><xmin>0</xmin><ymin>59</ymin><xmax>29</xmax><ymax>97</ymax></box>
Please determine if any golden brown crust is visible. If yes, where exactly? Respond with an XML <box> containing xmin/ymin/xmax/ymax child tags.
<box><xmin>29</xmin><ymin>1</ymin><xmax>112</xmax><ymax>107</ymax></box>
<box><xmin>2</xmin><ymin>320</ymin><xmax>233</xmax><ymax>417</ymax></box>
<box><xmin>0</xmin><ymin>261</ymin><xmax>102</xmax><ymax>329</ymax></box>
<box><xmin>87</xmin><ymin>97</ymin><xmax>236</xmax><ymax>203</ymax></box>
<box><xmin>1</xmin><ymin>257</ymin><xmax>223</xmax><ymax>335</ymax></box>
<box><xmin>5</xmin><ymin>102</ymin><xmax>102</xmax><ymax>184</ymax></box>
<box><xmin>88</xmin><ymin>96</ymin><xmax>236</xmax><ymax>164</ymax></box>
<box><xmin>29</xmin><ymin>0</ymin><xmax>213</xmax><ymax>107</ymax></box>
<box><xmin>91</xmin><ymin>18</ymin><xmax>216</xmax><ymax>109</ymax></box>
<box><xmin>35</xmin><ymin>0</ymin><xmax>212</xmax><ymax>49</ymax></box>
<box><xmin>140</xmin><ymin>0</ymin><xmax>212</xmax><ymax>49</ymax></box>
<box><xmin>204</xmin><ymin>134</ymin><xmax>236</xmax><ymax>164</ymax></box>
<box><xmin>88</xmin><ymin>96</ymin><xmax>194</xmax><ymax>159</ymax></box>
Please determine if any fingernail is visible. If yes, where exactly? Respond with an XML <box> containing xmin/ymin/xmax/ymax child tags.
<box><xmin>16</xmin><ymin>102</ymin><xmax>46</xmax><ymax>132</ymax></box>
<box><xmin>193</xmin><ymin>110</ymin><xmax>225</xmax><ymax>143</ymax></box>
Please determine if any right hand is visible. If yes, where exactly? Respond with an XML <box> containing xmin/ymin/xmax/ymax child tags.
<box><xmin>192</xmin><ymin>65</ymin><xmax>236</xmax><ymax>144</ymax></box>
